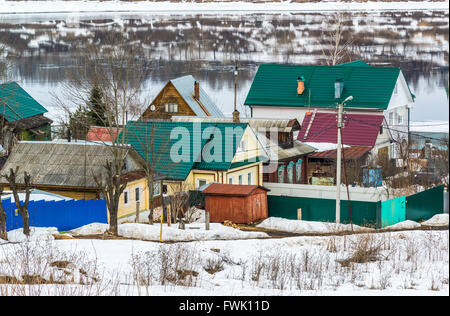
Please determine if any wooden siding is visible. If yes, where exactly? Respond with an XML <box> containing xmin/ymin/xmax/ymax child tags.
<box><xmin>205</xmin><ymin>187</ymin><xmax>268</xmax><ymax>224</ymax></box>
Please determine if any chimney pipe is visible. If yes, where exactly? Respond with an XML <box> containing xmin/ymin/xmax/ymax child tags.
<box><xmin>194</xmin><ymin>81</ymin><xmax>200</xmax><ymax>100</ymax></box>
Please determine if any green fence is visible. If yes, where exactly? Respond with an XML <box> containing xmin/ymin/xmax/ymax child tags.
<box><xmin>267</xmin><ymin>185</ymin><xmax>445</xmax><ymax>228</ymax></box>
<box><xmin>267</xmin><ymin>195</ymin><xmax>380</xmax><ymax>227</ymax></box>
<box><xmin>406</xmin><ymin>185</ymin><xmax>444</xmax><ymax>222</ymax></box>
<box><xmin>380</xmin><ymin>196</ymin><xmax>406</xmax><ymax>228</ymax></box>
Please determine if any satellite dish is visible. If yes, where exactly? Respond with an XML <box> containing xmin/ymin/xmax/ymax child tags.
<box><xmin>150</xmin><ymin>104</ymin><xmax>156</xmax><ymax>111</ymax></box>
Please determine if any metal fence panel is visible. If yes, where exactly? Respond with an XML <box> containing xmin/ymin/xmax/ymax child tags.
<box><xmin>3</xmin><ymin>198</ymin><xmax>107</xmax><ymax>232</ymax></box>
<box><xmin>406</xmin><ymin>185</ymin><xmax>444</xmax><ymax>222</ymax></box>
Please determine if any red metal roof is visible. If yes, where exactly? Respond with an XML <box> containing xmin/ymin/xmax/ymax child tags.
<box><xmin>298</xmin><ymin>112</ymin><xmax>383</xmax><ymax>147</ymax></box>
<box><xmin>309</xmin><ymin>146</ymin><xmax>372</xmax><ymax>160</ymax></box>
<box><xmin>202</xmin><ymin>183</ymin><xmax>269</xmax><ymax>196</ymax></box>
<box><xmin>86</xmin><ymin>126</ymin><xmax>121</xmax><ymax>142</ymax></box>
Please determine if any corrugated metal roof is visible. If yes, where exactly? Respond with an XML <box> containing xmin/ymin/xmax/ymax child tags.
<box><xmin>171</xmin><ymin>76</ymin><xmax>224</xmax><ymax>117</ymax></box>
<box><xmin>244</xmin><ymin>63</ymin><xmax>403</xmax><ymax>110</ymax></box>
<box><xmin>309</xmin><ymin>146</ymin><xmax>372</xmax><ymax>160</ymax></box>
<box><xmin>121</xmin><ymin>121</ymin><xmax>248</xmax><ymax>180</ymax></box>
<box><xmin>86</xmin><ymin>126</ymin><xmax>121</xmax><ymax>142</ymax></box>
<box><xmin>172</xmin><ymin>116</ymin><xmax>299</xmax><ymax>132</ymax></box>
<box><xmin>0</xmin><ymin>141</ymin><xmax>141</xmax><ymax>188</ymax></box>
<box><xmin>202</xmin><ymin>183</ymin><xmax>269</xmax><ymax>196</ymax></box>
<box><xmin>298</xmin><ymin>112</ymin><xmax>383</xmax><ymax>147</ymax></box>
<box><xmin>0</xmin><ymin>82</ymin><xmax>48</xmax><ymax>122</ymax></box>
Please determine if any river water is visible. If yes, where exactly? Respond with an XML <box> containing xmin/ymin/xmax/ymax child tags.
<box><xmin>0</xmin><ymin>10</ymin><xmax>448</xmax><ymax>123</ymax></box>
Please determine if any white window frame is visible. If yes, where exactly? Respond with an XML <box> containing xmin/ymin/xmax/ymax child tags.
<box><xmin>165</xmin><ymin>104</ymin><xmax>169</xmax><ymax>112</ymax></box>
<box><xmin>390</xmin><ymin>143</ymin><xmax>397</xmax><ymax>159</ymax></box>
<box><xmin>238</xmin><ymin>174</ymin><xmax>243</xmax><ymax>185</ymax></box>
<box><xmin>135</xmin><ymin>186</ymin><xmax>141</xmax><ymax>203</ymax></box>
<box><xmin>397</xmin><ymin>113</ymin><xmax>403</xmax><ymax>125</ymax></box>
<box><xmin>123</xmin><ymin>189</ymin><xmax>130</xmax><ymax>206</ymax></box>
<box><xmin>388</xmin><ymin>112</ymin><xmax>394</xmax><ymax>126</ymax></box>
<box><xmin>153</xmin><ymin>182</ymin><xmax>161</xmax><ymax>196</ymax></box>
<box><xmin>228</xmin><ymin>176</ymin><xmax>234</xmax><ymax>184</ymax></box>
<box><xmin>196</xmin><ymin>178</ymin><xmax>208</xmax><ymax>189</ymax></box>
<box><xmin>247</xmin><ymin>171</ymin><xmax>254</xmax><ymax>185</ymax></box>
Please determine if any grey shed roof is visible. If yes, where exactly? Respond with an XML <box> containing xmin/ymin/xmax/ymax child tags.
<box><xmin>172</xmin><ymin>116</ymin><xmax>300</xmax><ymax>132</ymax></box>
<box><xmin>0</xmin><ymin>141</ymin><xmax>143</xmax><ymax>188</ymax></box>
<box><xmin>170</xmin><ymin>76</ymin><xmax>224</xmax><ymax>117</ymax></box>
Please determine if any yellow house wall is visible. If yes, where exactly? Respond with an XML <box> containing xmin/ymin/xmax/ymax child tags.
<box><xmin>224</xmin><ymin>163</ymin><xmax>263</xmax><ymax>186</ymax></box>
<box><xmin>117</xmin><ymin>177</ymin><xmax>150</xmax><ymax>219</ymax></box>
<box><xmin>232</xmin><ymin>127</ymin><xmax>264</xmax><ymax>163</ymax></box>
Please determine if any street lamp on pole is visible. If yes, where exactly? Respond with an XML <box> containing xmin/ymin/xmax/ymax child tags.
<box><xmin>336</xmin><ymin>95</ymin><xmax>353</xmax><ymax>224</ymax></box>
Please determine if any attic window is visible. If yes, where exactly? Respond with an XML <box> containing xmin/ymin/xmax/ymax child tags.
<box><xmin>334</xmin><ymin>79</ymin><xmax>344</xmax><ymax>99</ymax></box>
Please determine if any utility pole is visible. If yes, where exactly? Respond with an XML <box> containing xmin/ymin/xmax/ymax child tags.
<box><xmin>335</xmin><ymin>95</ymin><xmax>353</xmax><ymax>223</ymax></box>
<box><xmin>233</xmin><ymin>62</ymin><xmax>240</xmax><ymax>123</ymax></box>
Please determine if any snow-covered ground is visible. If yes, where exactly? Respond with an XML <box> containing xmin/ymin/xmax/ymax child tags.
<box><xmin>0</xmin><ymin>227</ymin><xmax>448</xmax><ymax>295</ymax></box>
<box><xmin>0</xmin><ymin>0</ymin><xmax>448</xmax><ymax>14</ymax></box>
<box><xmin>257</xmin><ymin>215</ymin><xmax>449</xmax><ymax>234</ymax></box>
<box><xmin>70</xmin><ymin>222</ymin><xmax>269</xmax><ymax>241</ymax></box>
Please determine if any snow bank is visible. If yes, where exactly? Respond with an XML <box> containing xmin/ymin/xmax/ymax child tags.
<box><xmin>72</xmin><ymin>222</ymin><xmax>268</xmax><ymax>241</ymax></box>
<box><xmin>257</xmin><ymin>217</ymin><xmax>373</xmax><ymax>234</ymax></box>
<box><xmin>383</xmin><ymin>220</ymin><xmax>421</xmax><ymax>230</ymax></box>
<box><xmin>421</xmin><ymin>214</ymin><xmax>449</xmax><ymax>227</ymax></box>
<box><xmin>5</xmin><ymin>227</ymin><xmax>58</xmax><ymax>243</ymax></box>
<box><xmin>0</xmin><ymin>1</ymin><xmax>448</xmax><ymax>14</ymax></box>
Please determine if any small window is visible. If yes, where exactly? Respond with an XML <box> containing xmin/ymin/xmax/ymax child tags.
<box><xmin>165</xmin><ymin>104</ymin><xmax>169</xmax><ymax>112</ymax></box>
<box><xmin>379</xmin><ymin>125</ymin><xmax>384</xmax><ymax>135</ymax></box>
<box><xmin>123</xmin><ymin>190</ymin><xmax>130</xmax><ymax>206</ymax></box>
<box><xmin>389</xmin><ymin>112</ymin><xmax>394</xmax><ymax>126</ymax></box>
<box><xmin>228</xmin><ymin>176</ymin><xmax>233</xmax><ymax>184</ymax></box>
<box><xmin>247</xmin><ymin>171</ymin><xmax>254</xmax><ymax>185</ymax></box>
<box><xmin>397</xmin><ymin>114</ymin><xmax>403</xmax><ymax>125</ymax></box>
<box><xmin>153</xmin><ymin>182</ymin><xmax>161</xmax><ymax>196</ymax></box>
<box><xmin>239</xmin><ymin>139</ymin><xmax>246</xmax><ymax>152</ymax></box>
<box><xmin>135</xmin><ymin>187</ymin><xmax>140</xmax><ymax>203</ymax></box>
<box><xmin>197</xmin><ymin>178</ymin><xmax>207</xmax><ymax>188</ymax></box>
<box><xmin>162</xmin><ymin>184</ymin><xmax>168</xmax><ymax>195</ymax></box>
<box><xmin>238</xmin><ymin>174</ymin><xmax>243</xmax><ymax>185</ymax></box>
<box><xmin>173</xmin><ymin>104</ymin><xmax>178</xmax><ymax>112</ymax></box>
<box><xmin>394</xmin><ymin>83</ymin><xmax>398</xmax><ymax>95</ymax></box>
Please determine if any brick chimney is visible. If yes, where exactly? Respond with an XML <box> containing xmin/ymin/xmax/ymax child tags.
<box><xmin>194</xmin><ymin>81</ymin><xmax>200</xmax><ymax>100</ymax></box>
<box><xmin>232</xmin><ymin>109</ymin><xmax>240</xmax><ymax>123</ymax></box>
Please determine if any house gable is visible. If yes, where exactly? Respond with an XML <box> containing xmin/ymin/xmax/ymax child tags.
<box><xmin>141</xmin><ymin>81</ymin><xmax>197</xmax><ymax>119</ymax></box>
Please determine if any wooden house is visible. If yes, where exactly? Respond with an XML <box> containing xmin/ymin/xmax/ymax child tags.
<box><xmin>0</xmin><ymin>82</ymin><xmax>52</xmax><ymax>154</ymax></box>
<box><xmin>202</xmin><ymin>183</ymin><xmax>269</xmax><ymax>224</ymax></box>
<box><xmin>140</xmin><ymin>75</ymin><xmax>224</xmax><ymax>120</ymax></box>
<box><xmin>171</xmin><ymin>116</ymin><xmax>316</xmax><ymax>184</ymax></box>
<box><xmin>0</xmin><ymin>141</ymin><xmax>146</xmax><ymax>201</ymax></box>
<box><xmin>121</xmin><ymin>120</ymin><xmax>267</xmax><ymax>196</ymax></box>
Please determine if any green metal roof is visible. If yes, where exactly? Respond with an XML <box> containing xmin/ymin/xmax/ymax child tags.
<box><xmin>121</xmin><ymin>121</ymin><xmax>248</xmax><ymax>180</ymax></box>
<box><xmin>244</xmin><ymin>63</ymin><xmax>403</xmax><ymax>110</ymax></box>
<box><xmin>0</xmin><ymin>82</ymin><xmax>48</xmax><ymax>122</ymax></box>
<box><xmin>336</xmin><ymin>59</ymin><xmax>370</xmax><ymax>67</ymax></box>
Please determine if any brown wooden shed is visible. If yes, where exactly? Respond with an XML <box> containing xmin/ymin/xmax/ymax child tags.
<box><xmin>202</xmin><ymin>183</ymin><xmax>270</xmax><ymax>224</ymax></box>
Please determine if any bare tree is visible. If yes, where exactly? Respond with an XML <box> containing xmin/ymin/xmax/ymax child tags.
<box><xmin>53</xmin><ymin>34</ymin><xmax>152</xmax><ymax>235</ymax></box>
<box><xmin>124</xmin><ymin>121</ymin><xmax>175</xmax><ymax>225</ymax></box>
<box><xmin>0</xmin><ymin>187</ymin><xmax>7</xmax><ymax>240</ymax></box>
<box><xmin>318</xmin><ymin>13</ymin><xmax>354</xmax><ymax>66</ymax></box>
<box><xmin>1</xmin><ymin>167</ymin><xmax>32</xmax><ymax>236</ymax></box>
